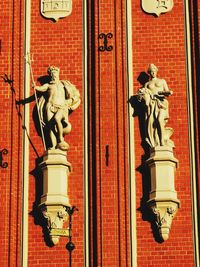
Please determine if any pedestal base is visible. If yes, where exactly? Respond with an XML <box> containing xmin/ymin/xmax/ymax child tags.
<box><xmin>146</xmin><ymin>146</ymin><xmax>180</xmax><ymax>241</ymax></box>
<box><xmin>39</xmin><ymin>149</ymin><xmax>71</xmax><ymax>245</ymax></box>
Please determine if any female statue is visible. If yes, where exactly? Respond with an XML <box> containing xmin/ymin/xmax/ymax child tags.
<box><xmin>137</xmin><ymin>64</ymin><xmax>174</xmax><ymax>148</ymax></box>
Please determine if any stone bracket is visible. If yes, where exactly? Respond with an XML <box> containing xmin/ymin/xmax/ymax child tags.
<box><xmin>148</xmin><ymin>199</ymin><xmax>180</xmax><ymax>241</ymax></box>
<box><xmin>39</xmin><ymin>149</ymin><xmax>71</xmax><ymax>245</ymax></box>
<box><xmin>146</xmin><ymin>146</ymin><xmax>180</xmax><ymax>241</ymax></box>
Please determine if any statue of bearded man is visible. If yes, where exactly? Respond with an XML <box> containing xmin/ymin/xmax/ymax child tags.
<box><xmin>34</xmin><ymin>66</ymin><xmax>80</xmax><ymax>151</ymax></box>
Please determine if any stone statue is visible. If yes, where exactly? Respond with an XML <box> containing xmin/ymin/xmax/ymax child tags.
<box><xmin>137</xmin><ymin>64</ymin><xmax>174</xmax><ymax>148</ymax></box>
<box><xmin>34</xmin><ymin>66</ymin><xmax>80</xmax><ymax>151</ymax></box>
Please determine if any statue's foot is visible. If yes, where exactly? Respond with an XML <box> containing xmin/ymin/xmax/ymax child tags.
<box><xmin>165</xmin><ymin>127</ymin><xmax>174</xmax><ymax>139</ymax></box>
<box><xmin>56</xmin><ymin>141</ymin><xmax>69</xmax><ymax>151</ymax></box>
<box><xmin>165</xmin><ymin>139</ymin><xmax>175</xmax><ymax>148</ymax></box>
<box><xmin>163</xmin><ymin>127</ymin><xmax>174</xmax><ymax>147</ymax></box>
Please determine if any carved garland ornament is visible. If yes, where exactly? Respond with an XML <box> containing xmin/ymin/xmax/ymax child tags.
<box><xmin>152</xmin><ymin>204</ymin><xmax>178</xmax><ymax>241</ymax></box>
<box><xmin>42</xmin><ymin>206</ymin><xmax>69</xmax><ymax>245</ymax></box>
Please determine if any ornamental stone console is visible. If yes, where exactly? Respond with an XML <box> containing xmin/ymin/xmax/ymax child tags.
<box><xmin>34</xmin><ymin>66</ymin><xmax>80</xmax><ymax>245</ymax></box>
<box><xmin>136</xmin><ymin>64</ymin><xmax>180</xmax><ymax>241</ymax></box>
<box><xmin>146</xmin><ymin>146</ymin><xmax>180</xmax><ymax>241</ymax></box>
<box><xmin>39</xmin><ymin>149</ymin><xmax>71</xmax><ymax>245</ymax></box>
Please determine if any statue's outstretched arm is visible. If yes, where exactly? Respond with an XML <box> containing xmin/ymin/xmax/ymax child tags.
<box><xmin>34</xmin><ymin>83</ymin><xmax>49</xmax><ymax>92</ymax></box>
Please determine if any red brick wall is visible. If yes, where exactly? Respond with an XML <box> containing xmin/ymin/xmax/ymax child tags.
<box><xmin>27</xmin><ymin>1</ymin><xmax>84</xmax><ymax>266</ymax></box>
<box><xmin>0</xmin><ymin>0</ymin><xmax>199</xmax><ymax>266</ymax></box>
<box><xmin>190</xmin><ymin>0</ymin><xmax>200</xmax><ymax>210</ymax></box>
<box><xmin>88</xmin><ymin>0</ymin><xmax>130</xmax><ymax>266</ymax></box>
<box><xmin>132</xmin><ymin>0</ymin><xmax>195</xmax><ymax>266</ymax></box>
<box><xmin>0</xmin><ymin>1</ymin><xmax>24</xmax><ymax>266</ymax></box>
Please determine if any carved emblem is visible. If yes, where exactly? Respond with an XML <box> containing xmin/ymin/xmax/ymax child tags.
<box><xmin>141</xmin><ymin>0</ymin><xmax>174</xmax><ymax>16</ymax></box>
<box><xmin>41</xmin><ymin>0</ymin><xmax>72</xmax><ymax>22</ymax></box>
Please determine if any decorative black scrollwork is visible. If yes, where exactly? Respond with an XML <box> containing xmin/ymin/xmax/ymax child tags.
<box><xmin>98</xmin><ymin>33</ymin><xmax>113</xmax><ymax>52</ymax></box>
<box><xmin>0</xmin><ymin>149</ymin><xmax>8</xmax><ymax>168</ymax></box>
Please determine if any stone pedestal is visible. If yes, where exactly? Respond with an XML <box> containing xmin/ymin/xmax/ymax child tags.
<box><xmin>39</xmin><ymin>149</ymin><xmax>71</xmax><ymax>245</ymax></box>
<box><xmin>146</xmin><ymin>146</ymin><xmax>180</xmax><ymax>241</ymax></box>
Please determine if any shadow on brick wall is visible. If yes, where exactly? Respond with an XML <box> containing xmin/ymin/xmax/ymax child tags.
<box><xmin>29</xmin><ymin>159</ymin><xmax>55</xmax><ymax>247</ymax></box>
<box><xmin>2</xmin><ymin>74</ymin><xmax>55</xmax><ymax>246</ymax></box>
<box><xmin>129</xmin><ymin>72</ymin><xmax>164</xmax><ymax>243</ymax></box>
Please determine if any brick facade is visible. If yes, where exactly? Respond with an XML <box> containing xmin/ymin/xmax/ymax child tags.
<box><xmin>0</xmin><ymin>0</ymin><xmax>199</xmax><ymax>266</ymax></box>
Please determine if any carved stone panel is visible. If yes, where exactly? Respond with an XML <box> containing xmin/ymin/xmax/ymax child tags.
<box><xmin>41</xmin><ymin>0</ymin><xmax>72</xmax><ymax>22</ymax></box>
<box><xmin>141</xmin><ymin>0</ymin><xmax>174</xmax><ymax>17</ymax></box>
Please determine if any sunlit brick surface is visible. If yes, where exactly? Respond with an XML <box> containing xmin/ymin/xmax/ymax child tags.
<box><xmin>0</xmin><ymin>0</ymin><xmax>199</xmax><ymax>266</ymax></box>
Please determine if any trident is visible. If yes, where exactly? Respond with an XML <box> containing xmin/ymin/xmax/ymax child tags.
<box><xmin>26</xmin><ymin>52</ymin><xmax>47</xmax><ymax>151</ymax></box>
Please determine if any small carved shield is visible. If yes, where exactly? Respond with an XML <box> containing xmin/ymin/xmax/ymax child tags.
<box><xmin>41</xmin><ymin>0</ymin><xmax>72</xmax><ymax>22</ymax></box>
<box><xmin>141</xmin><ymin>0</ymin><xmax>174</xmax><ymax>16</ymax></box>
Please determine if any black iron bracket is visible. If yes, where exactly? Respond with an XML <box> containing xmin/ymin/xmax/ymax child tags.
<box><xmin>105</xmin><ymin>145</ymin><xmax>109</xmax><ymax>166</ymax></box>
<box><xmin>98</xmin><ymin>33</ymin><xmax>113</xmax><ymax>52</ymax></box>
<box><xmin>0</xmin><ymin>149</ymin><xmax>8</xmax><ymax>168</ymax></box>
